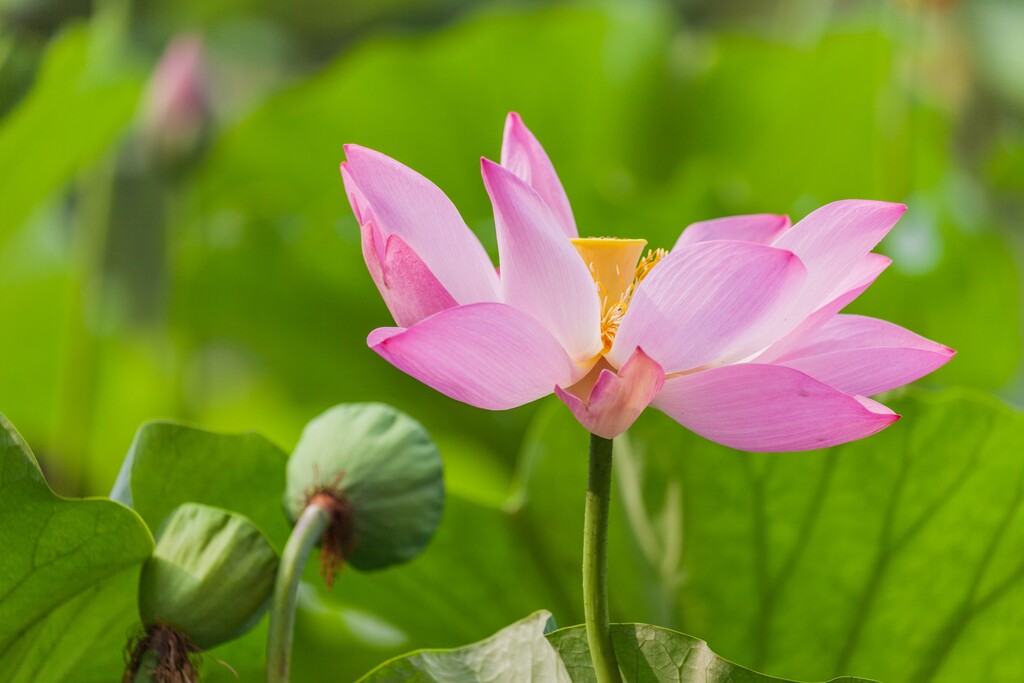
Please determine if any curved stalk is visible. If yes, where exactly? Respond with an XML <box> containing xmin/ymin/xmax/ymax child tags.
<box><xmin>266</xmin><ymin>502</ymin><xmax>331</xmax><ymax>683</ymax></box>
<box><xmin>583</xmin><ymin>433</ymin><xmax>622</xmax><ymax>683</ymax></box>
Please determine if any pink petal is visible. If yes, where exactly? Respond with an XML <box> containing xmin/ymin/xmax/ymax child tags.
<box><xmin>771</xmin><ymin>200</ymin><xmax>905</xmax><ymax>321</ymax></box>
<box><xmin>368</xmin><ymin>303</ymin><xmax>578</xmax><ymax>410</ymax></box>
<box><xmin>672</xmin><ymin>214</ymin><xmax>791</xmax><ymax>250</ymax></box>
<box><xmin>771</xmin><ymin>315</ymin><xmax>955</xmax><ymax>395</ymax></box>
<box><xmin>360</xmin><ymin>221</ymin><xmax>457</xmax><ymax>328</ymax></box>
<box><xmin>608</xmin><ymin>241</ymin><xmax>806</xmax><ymax>373</ymax></box>
<box><xmin>481</xmin><ymin>158</ymin><xmax>603</xmax><ymax>363</ymax></box>
<box><xmin>652</xmin><ymin>364</ymin><xmax>900</xmax><ymax>452</ymax></box>
<box><xmin>341</xmin><ymin>147</ymin><xmax>500</xmax><ymax>304</ymax></box>
<box><xmin>757</xmin><ymin>253</ymin><xmax>891</xmax><ymax>362</ymax></box>
<box><xmin>500</xmin><ymin>113</ymin><xmax>577</xmax><ymax>238</ymax></box>
<box><xmin>555</xmin><ymin>348</ymin><xmax>665</xmax><ymax>439</ymax></box>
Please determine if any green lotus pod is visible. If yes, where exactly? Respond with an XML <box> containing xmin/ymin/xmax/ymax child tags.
<box><xmin>285</xmin><ymin>403</ymin><xmax>444</xmax><ymax>571</ymax></box>
<box><xmin>138</xmin><ymin>503</ymin><xmax>279</xmax><ymax>650</ymax></box>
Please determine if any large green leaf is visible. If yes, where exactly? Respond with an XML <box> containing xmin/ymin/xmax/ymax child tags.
<box><xmin>118</xmin><ymin>420</ymin><xmax>292</xmax><ymax>550</ymax></box>
<box><xmin>0</xmin><ymin>413</ymin><xmax>153</xmax><ymax>681</ymax></box>
<box><xmin>548</xmin><ymin>624</ymin><xmax>874</xmax><ymax>683</ymax></box>
<box><xmin>0</xmin><ymin>26</ymin><xmax>140</xmax><ymax>242</ymax></box>
<box><xmin>516</xmin><ymin>390</ymin><xmax>1024</xmax><ymax>683</ymax></box>
<box><xmin>356</xmin><ymin>611</ymin><xmax>571</xmax><ymax>682</ymax></box>
<box><xmin>275</xmin><ymin>394</ymin><xmax>1021</xmax><ymax>683</ymax></box>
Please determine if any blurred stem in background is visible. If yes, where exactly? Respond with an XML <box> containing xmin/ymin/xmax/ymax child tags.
<box><xmin>53</xmin><ymin>0</ymin><xmax>132</xmax><ymax>493</ymax></box>
<box><xmin>583</xmin><ymin>433</ymin><xmax>623</xmax><ymax>683</ymax></box>
<box><xmin>55</xmin><ymin>156</ymin><xmax>115</xmax><ymax>493</ymax></box>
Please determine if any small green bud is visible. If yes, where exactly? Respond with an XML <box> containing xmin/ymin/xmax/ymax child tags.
<box><xmin>286</xmin><ymin>403</ymin><xmax>444</xmax><ymax>572</ymax></box>
<box><xmin>138</xmin><ymin>503</ymin><xmax>279</xmax><ymax>650</ymax></box>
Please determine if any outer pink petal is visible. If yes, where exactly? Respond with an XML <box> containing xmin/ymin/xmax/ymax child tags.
<box><xmin>672</xmin><ymin>214</ymin><xmax>791</xmax><ymax>250</ymax></box>
<box><xmin>341</xmin><ymin>147</ymin><xmax>500</xmax><ymax>304</ymax></box>
<box><xmin>771</xmin><ymin>200</ymin><xmax>905</xmax><ymax>321</ymax></box>
<box><xmin>756</xmin><ymin>252</ymin><xmax>892</xmax><ymax>362</ymax></box>
<box><xmin>652</xmin><ymin>364</ymin><xmax>900</xmax><ymax>452</ymax></box>
<box><xmin>368</xmin><ymin>303</ymin><xmax>578</xmax><ymax>410</ymax></box>
<box><xmin>608</xmin><ymin>241</ymin><xmax>806</xmax><ymax>373</ymax></box>
<box><xmin>771</xmin><ymin>315</ymin><xmax>955</xmax><ymax>395</ymax></box>
<box><xmin>555</xmin><ymin>348</ymin><xmax>665</xmax><ymax>439</ymax></box>
<box><xmin>360</xmin><ymin>220</ymin><xmax>457</xmax><ymax>328</ymax></box>
<box><xmin>500</xmin><ymin>112</ymin><xmax>577</xmax><ymax>238</ymax></box>
<box><xmin>481</xmin><ymin>158</ymin><xmax>603</xmax><ymax>362</ymax></box>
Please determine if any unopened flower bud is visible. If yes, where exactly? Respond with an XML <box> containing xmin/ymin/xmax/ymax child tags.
<box><xmin>285</xmin><ymin>403</ymin><xmax>444</xmax><ymax>572</ymax></box>
<box><xmin>138</xmin><ymin>503</ymin><xmax>278</xmax><ymax>650</ymax></box>
<box><xmin>141</xmin><ymin>34</ymin><xmax>211</xmax><ymax>171</ymax></box>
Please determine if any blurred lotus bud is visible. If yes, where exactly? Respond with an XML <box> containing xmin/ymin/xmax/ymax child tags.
<box><xmin>137</xmin><ymin>503</ymin><xmax>278</xmax><ymax>650</ymax></box>
<box><xmin>286</xmin><ymin>403</ymin><xmax>444</xmax><ymax>575</ymax></box>
<box><xmin>141</xmin><ymin>34</ymin><xmax>212</xmax><ymax>171</ymax></box>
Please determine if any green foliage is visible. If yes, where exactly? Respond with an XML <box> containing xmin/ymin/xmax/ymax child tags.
<box><xmin>139</xmin><ymin>503</ymin><xmax>279</xmax><ymax>649</ymax></box>
<box><xmin>115</xmin><ymin>421</ymin><xmax>292</xmax><ymax>681</ymax></box>
<box><xmin>285</xmin><ymin>403</ymin><xmax>444</xmax><ymax>571</ymax></box>
<box><xmin>0</xmin><ymin>3</ymin><xmax>1021</xmax><ymax>682</ymax></box>
<box><xmin>0</xmin><ymin>25</ymin><xmax>140</xmax><ymax>243</ymax></box>
<box><xmin>0</xmin><ymin>413</ymin><xmax>152</xmax><ymax>681</ymax></box>
<box><xmin>516</xmin><ymin>390</ymin><xmax>1024</xmax><ymax>683</ymax></box>
<box><xmin>283</xmin><ymin>389</ymin><xmax>1023</xmax><ymax>683</ymax></box>
<box><xmin>548</xmin><ymin>624</ymin><xmax>874</xmax><ymax>683</ymax></box>
<box><xmin>354</xmin><ymin>612</ymin><xmax>877</xmax><ymax>683</ymax></box>
<box><xmin>356</xmin><ymin>611</ymin><xmax>571</xmax><ymax>682</ymax></box>
<box><xmin>120</xmin><ymin>421</ymin><xmax>292</xmax><ymax>550</ymax></box>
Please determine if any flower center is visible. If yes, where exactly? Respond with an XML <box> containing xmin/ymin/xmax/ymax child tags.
<box><xmin>571</xmin><ymin>237</ymin><xmax>666</xmax><ymax>353</ymax></box>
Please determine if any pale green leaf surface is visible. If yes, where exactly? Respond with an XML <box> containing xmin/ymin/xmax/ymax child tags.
<box><xmin>356</xmin><ymin>611</ymin><xmax>570</xmax><ymax>683</ymax></box>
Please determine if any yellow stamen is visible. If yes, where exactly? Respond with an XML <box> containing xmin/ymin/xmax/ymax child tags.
<box><xmin>571</xmin><ymin>237</ymin><xmax>666</xmax><ymax>353</ymax></box>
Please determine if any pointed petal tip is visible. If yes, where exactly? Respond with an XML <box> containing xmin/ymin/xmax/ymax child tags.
<box><xmin>480</xmin><ymin>156</ymin><xmax>523</xmax><ymax>192</ymax></box>
<box><xmin>342</xmin><ymin>143</ymin><xmax>388</xmax><ymax>165</ymax></box>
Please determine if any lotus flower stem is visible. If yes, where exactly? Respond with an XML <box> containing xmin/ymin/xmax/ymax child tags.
<box><xmin>267</xmin><ymin>501</ymin><xmax>331</xmax><ymax>683</ymax></box>
<box><xmin>583</xmin><ymin>433</ymin><xmax>623</xmax><ymax>683</ymax></box>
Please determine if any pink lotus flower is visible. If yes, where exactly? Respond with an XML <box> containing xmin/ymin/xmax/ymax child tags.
<box><xmin>340</xmin><ymin>113</ymin><xmax>954</xmax><ymax>450</ymax></box>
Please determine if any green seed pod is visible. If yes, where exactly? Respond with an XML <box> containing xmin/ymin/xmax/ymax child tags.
<box><xmin>285</xmin><ymin>403</ymin><xmax>444</xmax><ymax>571</ymax></box>
<box><xmin>138</xmin><ymin>503</ymin><xmax>279</xmax><ymax>650</ymax></box>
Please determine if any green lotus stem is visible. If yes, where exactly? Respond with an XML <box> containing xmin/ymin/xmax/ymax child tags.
<box><xmin>266</xmin><ymin>501</ymin><xmax>331</xmax><ymax>683</ymax></box>
<box><xmin>583</xmin><ymin>433</ymin><xmax>622</xmax><ymax>683</ymax></box>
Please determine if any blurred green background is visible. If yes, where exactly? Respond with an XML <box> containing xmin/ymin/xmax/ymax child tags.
<box><xmin>0</xmin><ymin>0</ymin><xmax>1022</xmax><ymax>680</ymax></box>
